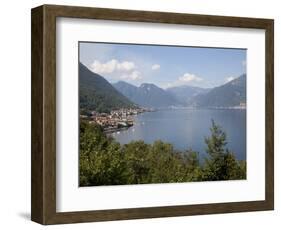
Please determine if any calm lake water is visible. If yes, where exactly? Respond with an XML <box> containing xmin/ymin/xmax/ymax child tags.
<box><xmin>111</xmin><ymin>108</ymin><xmax>246</xmax><ymax>160</ymax></box>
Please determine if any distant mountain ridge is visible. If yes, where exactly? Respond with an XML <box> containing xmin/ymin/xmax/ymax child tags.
<box><xmin>79</xmin><ymin>64</ymin><xmax>246</xmax><ymax>110</ymax></box>
<box><xmin>79</xmin><ymin>63</ymin><xmax>136</xmax><ymax>113</ymax></box>
<box><xmin>113</xmin><ymin>81</ymin><xmax>179</xmax><ymax>108</ymax></box>
<box><xmin>166</xmin><ymin>85</ymin><xmax>211</xmax><ymax>105</ymax></box>
<box><xmin>113</xmin><ymin>74</ymin><xmax>246</xmax><ymax>108</ymax></box>
<box><xmin>189</xmin><ymin>74</ymin><xmax>246</xmax><ymax>107</ymax></box>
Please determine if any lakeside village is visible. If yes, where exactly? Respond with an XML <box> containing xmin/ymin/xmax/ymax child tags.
<box><xmin>80</xmin><ymin>108</ymin><xmax>153</xmax><ymax>133</ymax></box>
<box><xmin>80</xmin><ymin>103</ymin><xmax>246</xmax><ymax>133</ymax></box>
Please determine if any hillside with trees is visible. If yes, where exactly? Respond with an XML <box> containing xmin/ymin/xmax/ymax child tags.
<box><xmin>79</xmin><ymin>62</ymin><xmax>137</xmax><ymax>113</ymax></box>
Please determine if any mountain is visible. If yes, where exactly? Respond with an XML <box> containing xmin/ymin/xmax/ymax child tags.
<box><xmin>190</xmin><ymin>74</ymin><xmax>246</xmax><ymax>107</ymax></box>
<box><xmin>113</xmin><ymin>74</ymin><xmax>246</xmax><ymax>108</ymax></box>
<box><xmin>79</xmin><ymin>63</ymin><xmax>136</xmax><ymax>113</ymax></box>
<box><xmin>113</xmin><ymin>81</ymin><xmax>179</xmax><ymax>108</ymax></box>
<box><xmin>166</xmin><ymin>85</ymin><xmax>210</xmax><ymax>105</ymax></box>
<box><xmin>113</xmin><ymin>81</ymin><xmax>138</xmax><ymax>100</ymax></box>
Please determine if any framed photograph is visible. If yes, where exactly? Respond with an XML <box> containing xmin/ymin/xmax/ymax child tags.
<box><xmin>31</xmin><ymin>4</ymin><xmax>274</xmax><ymax>225</ymax></box>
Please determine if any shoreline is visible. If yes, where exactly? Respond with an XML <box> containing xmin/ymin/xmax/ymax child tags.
<box><xmin>104</xmin><ymin>126</ymin><xmax>132</xmax><ymax>134</ymax></box>
<box><xmin>84</xmin><ymin>106</ymin><xmax>246</xmax><ymax>135</ymax></box>
<box><xmin>104</xmin><ymin>107</ymin><xmax>246</xmax><ymax>135</ymax></box>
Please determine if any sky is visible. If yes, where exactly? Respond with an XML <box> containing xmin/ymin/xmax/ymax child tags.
<box><xmin>79</xmin><ymin>42</ymin><xmax>246</xmax><ymax>89</ymax></box>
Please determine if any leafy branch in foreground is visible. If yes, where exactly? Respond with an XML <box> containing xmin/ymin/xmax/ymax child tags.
<box><xmin>79</xmin><ymin>120</ymin><xmax>246</xmax><ymax>186</ymax></box>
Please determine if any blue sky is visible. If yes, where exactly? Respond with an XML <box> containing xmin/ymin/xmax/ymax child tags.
<box><xmin>79</xmin><ymin>42</ymin><xmax>246</xmax><ymax>89</ymax></box>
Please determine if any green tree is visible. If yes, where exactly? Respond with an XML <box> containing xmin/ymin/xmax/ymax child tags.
<box><xmin>79</xmin><ymin>121</ymin><xmax>127</xmax><ymax>186</ymax></box>
<box><xmin>203</xmin><ymin>120</ymin><xmax>246</xmax><ymax>181</ymax></box>
<box><xmin>182</xmin><ymin>150</ymin><xmax>203</xmax><ymax>181</ymax></box>
<box><xmin>123</xmin><ymin>141</ymin><xmax>151</xmax><ymax>184</ymax></box>
<box><xmin>148</xmin><ymin>141</ymin><xmax>183</xmax><ymax>183</ymax></box>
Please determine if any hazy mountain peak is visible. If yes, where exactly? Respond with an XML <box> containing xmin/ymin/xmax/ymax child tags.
<box><xmin>140</xmin><ymin>83</ymin><xmax>157</xmax><ymax>88</ymax></box>
<box><xmin>226</xmin><ymin>74</ymin><xmax>246</xmax><ymax>87</ymax></box>
<box><xmin>189</xmin><ymin>73</ymin><xmax>246</xmax><ymax>107</ymax></box>
<box><xmin>114</xmin><ymin>82</ymin><xmax>178</xmax><ymax>108</ymax></box>
<box><xmin>114</xmin><ymin>81</ymin><xmax>137</xmax><ymax>88</ymax></box>
<box><xmin>166</xmin><ymin>84</ymin><xmax>211</xmax><ymax>105</ymax></box>
<box><xmin>115</xmin><ymin>80</ymin><xmax>128</xmax><ymax>84</ymax></box>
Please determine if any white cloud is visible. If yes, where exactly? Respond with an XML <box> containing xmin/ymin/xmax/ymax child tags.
<box><xmin>118</xmin><ymin>61</ymin><xmax>136</xmax><ymax>71</ymax></box>
<box><xmin>89</xmin><ymin>59</ymin><xmax>115</xmax><ymax>74</ymax></box>
<box><xmin>88</xmin><ymin>59</ymin><xmax>142</xmax><ymax>81</ymax></box>
<box><xmin>225</xmin><ymin>76</ymin><xmax>235</xmax><ymax>83</ymax></box>
<box><xmin>163</xmin><ymin>73</ymin><xmax>203</xmax><ymax>88</ymax></box>
<box><xmin>178</xmin><ymin>73</ymin><xmax>203</xmax><ymax>83</ymax></box>
<box><xmin>120</xmin><ymin>71</ymin><xmax>142</xmax><ymax>80</ymax></box>
<box><xmin>89</xmin><ymin>59</ymin><xmax>136</xmax><ymax>74</ymax></box>
<box><xmin>151</xmin><ymin>64</ymin><xmax>160</xmax><ymax>70</ymax></box>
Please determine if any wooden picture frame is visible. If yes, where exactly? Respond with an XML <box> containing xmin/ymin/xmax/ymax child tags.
<box><xmin>31</xmin><ymin>4</ymin><xmax>274</xmax><ymax>225</ymax></box>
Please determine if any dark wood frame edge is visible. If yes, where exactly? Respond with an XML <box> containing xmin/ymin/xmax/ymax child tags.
<box><xmin>31</xmin><ymin>4</ymin><xmax>274</xmax><ymax>225</ymax></box>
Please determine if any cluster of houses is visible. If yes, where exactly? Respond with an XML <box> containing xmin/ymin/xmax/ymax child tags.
<box><xmin>81</xmin><ymin>108</ymin><xmax>150</xmax><ymax>133</ymax></box>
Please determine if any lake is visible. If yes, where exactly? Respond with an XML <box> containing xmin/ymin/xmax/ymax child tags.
<box><xmin>111</xmin><ymin>108</ymin><xmax>246</xmax><ymax>161</ymax></box>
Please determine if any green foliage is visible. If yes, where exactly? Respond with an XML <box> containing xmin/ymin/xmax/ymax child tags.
<box><xmin>202</xmin><ymin>120</ymin><xmax>246</xmax><ymax>181</ymax></box>
<box><xmin>79</xmin><ymin>120</ymin><xmax>246</xmax><ymax>186</ymax></box>
<box><xmin>79</xmin><ymin>121</ymin><xmax>128</xmax><ymax>186</ymax></box>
